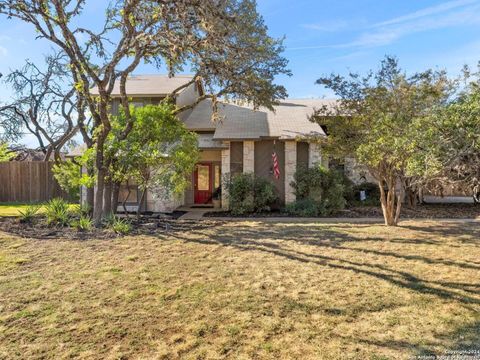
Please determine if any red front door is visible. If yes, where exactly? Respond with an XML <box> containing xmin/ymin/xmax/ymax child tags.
<box><xmin>194</xmin><ymin>163</ymin><xmax>212</xmax><ymax>204</ymax></box>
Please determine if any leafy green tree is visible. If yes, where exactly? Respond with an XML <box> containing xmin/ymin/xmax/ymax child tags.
<box><xmin>106</xmin><ymin>103</ymin><xmax>199</xmax><ymax>217</ymax></box>
<box><xmin>53</xmin><ymin>147</ymin><xmax>95</xmax><ymax>199</ymax></box>
<box><xmin>0</xmin><ymin>143</ymin><xmax>14</xmax><ymax>162</ymax></box>
<box><xmin>408</xmin><ymin>80</ymin><xmax>480</xmax><ymax>201</ymax></box>
<box><xmin>0</xmin><ymin>0</ymin><xmax>290</xmax><ymax>225</ymax></box>
<box><xmin>313</xmin><ymin>56</ymin><xmax>452</xmax><ymax>226</ymax></box>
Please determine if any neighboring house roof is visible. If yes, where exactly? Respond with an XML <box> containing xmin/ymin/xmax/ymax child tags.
<box><xmin>66</xmin><ymin>144</ymin><xmax>87</xmax><ymax>158</ymax></box>
<box><xmin>91</xmin><ymin>75</ymin><xmax>194</xmax><ymax>97</ymax></box>
<box><xmin>182</xmin><ymin>98</ymin><xmax>334</xmax><ymax>140</ymax></box>
<box><xmin>10</xmin><ymin>148</ymin><xmax>66</xmax><ymax>161</ymax></box>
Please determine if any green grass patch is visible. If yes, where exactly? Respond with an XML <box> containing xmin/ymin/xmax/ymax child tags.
<box><xmin>0</xmin><ymin>202</ymin><xmax>78</xmax><ymax>217</ymax></box>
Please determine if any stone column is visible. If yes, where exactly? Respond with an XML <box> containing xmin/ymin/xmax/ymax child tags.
<box><xmin>221</xmin><ymin>142</ymin><xmax>231</xmax><ymax>210</ymax></box>
<box><xmin>284</xmin><ymin>140</ymin><xmax>297</xmax><ymax>204</ymax></box>
<box><xmin>309</xmin><ymin>142</ymin><xmax>322</xmax><ymax>168</ymax></box>
<box><xmin>243</xmin><ymin>140</ymin><xmax>255</xmax><ymax>173</ymax></box>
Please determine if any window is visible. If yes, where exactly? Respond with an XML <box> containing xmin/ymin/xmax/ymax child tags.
<box><xmin>214</xmin><ymin>165</ymin><xmax>221</xmax><ymax>190</ymax></box>
<box><xmin>197</xmin><ymin>165</ymin><xmax>210</xmax><ymax>191</ymax></box>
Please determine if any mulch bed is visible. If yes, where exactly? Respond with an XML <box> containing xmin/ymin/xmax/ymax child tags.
<box><xmin>1</xmin><ymin>204</ymin><xmax>478</xmax><ymax>240</ymax></box>
<box><xmin>0</xmin><ymin>215</ymin><xmax>225</xmax><ymax>241</ymax></box>
<box><xmin>205</xmin><ymin>204</ymin><xmax>480</xmax><ymax>219</ymax></box>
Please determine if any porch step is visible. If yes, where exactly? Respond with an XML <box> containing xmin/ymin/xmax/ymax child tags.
<box><xmin>178</xmin><ymin>209</ymin><xmax>210</xmax><ymax>220</ymax></box>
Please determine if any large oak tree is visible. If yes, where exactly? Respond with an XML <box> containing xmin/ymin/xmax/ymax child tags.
<box><xmin>0</xmin><ymin>52</ymin><xmax>81</xmax><ymax>161</ymax></box>
<box><xmin>0</xmin><ymin>0</ymin><xmax>290</xmax><ymax>225</ymax></box>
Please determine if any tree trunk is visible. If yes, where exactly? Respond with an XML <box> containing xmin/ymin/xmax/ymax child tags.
<box><xmin>405</xmin><ymin>188</ymin><xmax>416</xmax><ymax>208</ymax></box>
<box><xmin>93</xmin><ymin>138</ymin><xmax>106</xmax><ymax>227</ymax></box>
<box><xmin>86</xmin><ymin>187</ymin><xmax>94</xmax><ymax>213</ymax></box>
<box><xmin>111</xmin><ymin>182</ymin><xmax>120</xmax><ymax>214</ymax></box>
<box><xmin>86</xmin><ymin>167</ymin><xmax>95</xmax><ymax>214</ymax></box>
<box><xmin>122</xmin><ymin>180</ymin><xmax>132</xmax><ymax>217</ymax></box>
<box><xmin>378</xmin><ymin>179</ymin><xmax>402</xmax><ymax>226</ymax></box>
<box><xmin>103</xmin><ymin>179</ymin><xmax>113</xmax><ymax>216</ymax></box>
<box><xmin>136</xmin><ymin>188</ymin><xmax>146</xmax><ymax>220</ymax></box>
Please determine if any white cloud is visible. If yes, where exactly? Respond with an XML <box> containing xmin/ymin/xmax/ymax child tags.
<box><xmin>349</xmin><ymin>3</ymin><xmax>480</xmax><ymax>48</ymax></box>
<box><xmin>301</xmin><ymin>20</ymin><xmax>349</xmax><ymax>32</ymax></box>
<box><xmin>289</xmin><ymin>0</ymin><xmax>480</xmax><ymax>51</ymax></box>
<box><xmin>0</xmin><ymin>45</ymin><xmax>7</xmax><ymax>57</ymax></box>
<box><xmin>373</xmin><ymin>0</ymin><xmax>478</xmax><ymax>27</ymax></box>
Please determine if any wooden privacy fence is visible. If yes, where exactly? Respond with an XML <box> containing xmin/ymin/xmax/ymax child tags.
<box><xmin>0</xmin><ymin>162</ymin><xmax>72</xmax><ymax>203</ymax></box>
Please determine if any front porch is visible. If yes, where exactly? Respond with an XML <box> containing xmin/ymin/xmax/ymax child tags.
<box><xmin>183</xmin><ymin>147</ymin><xmax>224</xmax><ymax>209</ymax></box>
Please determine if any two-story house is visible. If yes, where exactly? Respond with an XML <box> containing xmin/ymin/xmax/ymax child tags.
<box><xmin>84</xmin><ymin>74</ymin><xmax>338</xmax><ymax>212</ymax></box>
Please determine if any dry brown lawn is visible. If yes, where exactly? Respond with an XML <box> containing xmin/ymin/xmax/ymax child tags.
<box><xmin>0</xmin><ymin>220</ymin><xmax>479</xmax><ymax>359</ymax></box>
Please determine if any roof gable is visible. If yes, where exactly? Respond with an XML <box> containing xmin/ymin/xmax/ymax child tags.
<box><xmin>91</xmin><ymin>75</ymin><xmax>194</xmax><ymax>97</ymax></box>
<box><xmin>181</xmin><ymin>99</ymin><xmax>334</xmax><ymax>140</ymax></box>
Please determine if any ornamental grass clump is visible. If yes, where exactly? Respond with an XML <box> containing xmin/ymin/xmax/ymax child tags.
<box><xmin>44</xmin><ymin>198</ymin><xmax>71</xmax><ymax>227</ymax></box>
<box><xmin>18</xmin><ymin>204</ymin><xmax>41</xmax><ymax>224</ymax></box>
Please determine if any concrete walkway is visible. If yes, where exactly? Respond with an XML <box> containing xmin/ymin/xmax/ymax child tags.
<box><xmin>178</xmin><ymin>209</ymin><xmax>210</xmax><ymax>220</ymax></box>
<box><xmin>178</xmin><ymin>207</ymin><xmax>223</xmax><ymax>220</ymax></box>
<box><xmin>180</xmin><ymin>214</ymin><xmax>480</xmax><ymax>223</ymax></box>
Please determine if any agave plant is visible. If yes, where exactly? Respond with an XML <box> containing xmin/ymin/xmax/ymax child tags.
<box><xmin>44</xmin><ymin>198</ymin><xmax>71</xmax><ymax>227</ymax></box>
<box><xmin>18</xmin><ymin>204</ymin><xmax>41</xmax><ymax>224</ymax></box>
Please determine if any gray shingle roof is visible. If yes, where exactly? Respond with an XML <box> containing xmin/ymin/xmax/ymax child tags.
<box><xmin>91</xmin><ymin>74</ymin><xmax>194</xmax><ymax>97</ymax></box>
<box><xmin>181</xmin><ymin>98</ymin><xmax>334</xmax><ymax>140</ymax></box>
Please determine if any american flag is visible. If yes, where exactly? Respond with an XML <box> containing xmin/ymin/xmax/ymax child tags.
<box><xmin>272</xmin><ymin>152</ymin><xmax>280</xmax><ymax>179</ymax></box>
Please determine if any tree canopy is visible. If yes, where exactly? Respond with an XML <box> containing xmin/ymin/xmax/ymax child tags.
<box><xmin>0</xmin><ymin>52</ymin><xmax>81</xmax><ymax>160</ymax></box>
<box><xmin>0</xmin><ymin>0</ymin><xmax>290</xmax><ymax>224</ymax></box>
<box><xmin>0</xmin><ymin>143</ymin><xmax>14</xmax><ymax>162</ymax></box>
<box><xmin>408</xmin><ymin>77</ymin><xmax>480</xmax><ymax>199</ymax></box>
<box><xmin>313</xmin><ymin>56</ymin><xmax>452</xmax><ymax>226</ymax></box>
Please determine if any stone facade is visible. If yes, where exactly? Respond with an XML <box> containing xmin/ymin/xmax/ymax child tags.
<box><xmin>243</xmin><ymin>141</ymin><xmax>255</xmax><ymax>173</ymax></box>
<box><xmin>284</xmin><ymin>141</ymin><xmax>297</xmax><ymax>204</ymax></box>
<box><xmin>309</xmin><ymin>143</ymin><xmax>322</xmax><ymax>167</ymax></box>
<box><xmin>221</xmin><ymin>142</ymin><xmax>231</xmax><ymax>210</ymax></box>
<box><xmin>147</xmin><ymin>190</ymin><xmax>183</xmax><ymax>213</ymax></box>
<box><xmin>344</xmin><ymin>157</ymin><xmax>376</xmax><ymax>185</ymax></box>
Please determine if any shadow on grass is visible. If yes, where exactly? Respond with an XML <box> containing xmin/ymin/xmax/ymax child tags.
<box><xmin>337</xmin><ymin>320</ymin><xmax>480</xmax><ymax>357</ymax></box>
<box><xmin>164</xmin><ymin>221</ymin><xmax>480</xmax><ymax>308</ymax></box>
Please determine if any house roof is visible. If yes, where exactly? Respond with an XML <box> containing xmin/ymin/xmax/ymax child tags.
<box><xmin>181</xmin><ymin>98</ymin><xmax>334</xmax><ymax>140</ymax></box>
<box><xmin>91</xmin><ymin>75</ymin><xmax>194</xmax><ymax>97</ymax></box>
<box><xmin>66</xmin><ymin>144</ymin><xmax>87</xmax><ymax>157</ymax></box>
<box><xmin>9</xmin><ymin>148</ymin><xmax>67</xmax><ymax>161</ymax></box>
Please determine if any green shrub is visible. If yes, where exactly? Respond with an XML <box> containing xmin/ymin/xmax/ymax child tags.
<box><xmin>285</xmin><ymin>198</ymin><xmax>319</xmax><ymax>217</ymax></box>
<box><xmin>105</xmin><ymin>215</ymin><xmax>132</xmax><ymax>235</ymax></box>
<box><xmin>72</xmin><ymin>203</ymin><xmax>92</xmax><ymax>217</ymax></box>
<box><xmin>347</xmin><ymin>182</ymin><xmax>380</xmax><ymax>206</ymax></box>
<box><xmin>72</xmin><ymin>215</ymin><xmax>93</xmax><ymax>231</ymax></box>
<box><xmin>227</xmin><ymin>173</ymin><xmax>278</xmax><ymax>215</ymax></box>
<box><xmin>289</xmin><ymin>165</ymin><xmax>346</xmax><ymax>216</ymax></box>
<box><xmin>18</xmin><ymin>204</ymin><xmax>41</xmax><ymax>223</ymax></box>
<box><xmin>44</xmin><ymin>198</ymin><xmax>71</xmax><ymax>226</ymax></box>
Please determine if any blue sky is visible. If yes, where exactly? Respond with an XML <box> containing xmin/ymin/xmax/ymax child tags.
<box><xmin>1</xmin><ymin>0</ymin><xmax>480</xmax><ymax>100</ymax></box>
